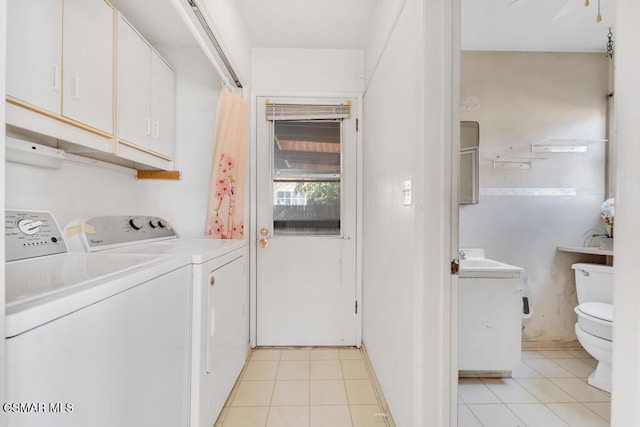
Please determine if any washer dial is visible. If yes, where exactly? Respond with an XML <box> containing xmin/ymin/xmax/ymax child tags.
<box><xmin>17</xmin><ymin>219</ymin><xmax>42</xmax><ymax>235</ymax></box>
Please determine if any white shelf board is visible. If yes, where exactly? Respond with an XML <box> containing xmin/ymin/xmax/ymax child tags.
<box><xmin>557</xmin><ymin>246</ymin><xmax>613</xmax><ymax>257</ymax></box>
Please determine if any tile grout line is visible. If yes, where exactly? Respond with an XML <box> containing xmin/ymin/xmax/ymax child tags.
<box><xmin>263</xmin><ymin>350</ymin><xmax>283</xmax><ymax>427</ymax></box>
<box><xmin>463</xmin><ymin>403</ymin><xmax>486</xmax><ymax>426</ymax></box>
<box><xmin>583</xmin><ymin>403</ymin><xmax>611</xmax><ymax>423</ymax></box>
<box><xmin>339</xmin><ymin>357</ymin><xmax>355</xmax><ymax>427</ymax></box>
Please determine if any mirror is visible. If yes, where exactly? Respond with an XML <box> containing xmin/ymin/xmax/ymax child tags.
<box><xmin>460</xmin><ymin>121</ymin><xmax>479</xmax><ymax>204</ymax></box>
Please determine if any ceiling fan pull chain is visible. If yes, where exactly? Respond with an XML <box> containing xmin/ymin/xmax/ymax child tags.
<box><xmin>596</xmin><ymin>0</ymin><xmax>602</xmax><ymax>22</ymax></box>
<box><xmin>584</xmin><ymin>0</ymin><xmax>589</xmax><ymax>7</ymax></box>
<box><xmin>607</xmin><ymin>28</ymin><xmax>614</xmax><ymax>58</ymax></box>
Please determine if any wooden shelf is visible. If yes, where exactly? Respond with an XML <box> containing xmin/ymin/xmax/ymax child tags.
<box><xmin>137</xmin><ymin>170</ymin><xmax>181</xmax><ymax>180</ymax></box>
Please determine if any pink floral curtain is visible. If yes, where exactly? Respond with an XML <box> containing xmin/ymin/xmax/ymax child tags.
<box><xmin>205</xmin><ymin>87</ymin><xmax>247</xmax><ymax>239</ymax></box>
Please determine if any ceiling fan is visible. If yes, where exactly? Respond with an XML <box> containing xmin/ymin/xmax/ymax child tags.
<box><xmin>508</xmin><ymin>0</ymin><xmax>603</xmax><ymax>22</ymax></box>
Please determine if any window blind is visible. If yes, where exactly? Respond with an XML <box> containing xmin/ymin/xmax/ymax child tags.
<box><xmin>265</xmin><ymin>101</ymin><xmax>351</xmax><ymax>121</ymax></box>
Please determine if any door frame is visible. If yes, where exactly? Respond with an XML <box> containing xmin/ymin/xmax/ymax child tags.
<box><xmin>249</xmin><ymin>90</ymin><xmax>364</xmax><ymax>348</ymax></box>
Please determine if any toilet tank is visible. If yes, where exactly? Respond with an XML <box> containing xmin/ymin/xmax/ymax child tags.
<box><xmin>572</xmin><ymin>263</ymin><xmax>614</xmax><ymax>304</ymax></box>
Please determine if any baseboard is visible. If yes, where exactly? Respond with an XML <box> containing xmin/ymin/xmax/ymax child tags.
<box><xmin>459</xmin><ymin>370</ymin><xmax>511</xmax><ymax>378</ymax></box>
<box><xmin>521</xmin><ymin>340</ymin><xmax>583</xmax><ymax>350</ymax></box>
<box><xmin>360</xmin><ymin>342</ymin><xmax>397</xmax><ymax>427</ymax></box>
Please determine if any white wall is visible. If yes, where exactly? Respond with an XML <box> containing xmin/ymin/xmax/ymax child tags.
<box><xmin>363</xmin><ymin>0</ymin><xmax>406</xmax><ymax>87</ymax></box>
<box><xmin>362</xmin><ymin>0</ymin><xmax>455</xmax><ymax>424</ymax></box>
<box><xmin>200</xmin><ymin>0</ymin><xmax>252</xmax><ymax>86</ymax></box>
<box><xmin>362</xmin><ymin>5</ymin><xmax>420</xmax><ymax>424</ymax></box>
<box><xmin>1</xmin><ymin>0</ymin><xmax>7</xmax><ymax>418</ymax></box>
<box><xmin>459</xmin><ymin>51</ymin><xmax>609</xmax><ymax>343</ymax></box>
<box><xmin>612</xmin><ymin>0</ymin><xmax>640</xmax><ymax>423</ymax></box>
<box><xmin>138</xmin><ymin>47</ymin><xmax>222</xmax><ymax>238</ymax></box>
<box><xmin>252</xmin><ymin>48</ymin><xmax>364</xmax><ymax>93</ymax></box>
<box><xmin>6</xmin><ymin>46</ymin><xmax>221</xmax><ymax>238</ymax></box>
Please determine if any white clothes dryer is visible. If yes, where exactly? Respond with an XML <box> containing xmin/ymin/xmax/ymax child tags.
<box><xmin>64</xmin><ymin>215</ymin><xmax>249</xmax><ymax>427</ymax></box>
<box><xmin>5</xmin><ymin>210</ymin><xmax>192</xmax><ymax>427</ymax></box>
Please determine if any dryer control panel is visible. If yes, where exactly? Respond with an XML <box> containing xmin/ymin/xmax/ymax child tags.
<box><xmin>6</xmin><ymin>210</ymin><xmax>68</xmax><ymax>261</ymax></box>
<box><xmin>65</xmin><ymin>215</ymin><xmax>178</xmax><ymax>252</ymax></box>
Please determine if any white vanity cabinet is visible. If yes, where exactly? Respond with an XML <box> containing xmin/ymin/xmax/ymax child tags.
<box><xmin>62</xmin><ymin>0</ymin><xmax>114</xmax><ymax>135</ymax></box>
<box><xmin>7</xmin><ymin>0</ymin><xmax>63</xmax><ymax>115</ymax></box>
<box><xmin>458</xmin><ymin>277</ymin><xmax>523</xmax><ymax>372</ymax></box>
<box><xmin>117</xmin><ymin>15</ymin><xmax>175</xmax><ymax>163</ymax></box>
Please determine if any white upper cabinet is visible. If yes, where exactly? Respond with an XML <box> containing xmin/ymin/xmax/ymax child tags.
<box><xmin>63</xmin><ymin>0</ymin><xmax>114</xmax><ymax>135</ymax></box>
<box><xmin>149</xmin><ymin>53</ymin><xmax>175</xmax><ymax>159</ymax></box>
<box><xmin>117</xmin><ymin>14</ymin><xmax>175</xmax><ymax>160</ymax></box>
<box><xmin>6</xmin><ymin>1</ymin><xmax>175</xmax><ymax>169</ymax></box>
<box><xmin>7</xmin><ymin>0</ymin><xmax>63</xmax><ymax>115</ymax></box>
<box><xmin>117</xmin><ymin>16</ymin><xmax>152</xmax><ymax>151</ymax></box>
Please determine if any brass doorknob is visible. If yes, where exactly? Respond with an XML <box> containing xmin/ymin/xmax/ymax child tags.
<box><xmin>259</xmin><ymin>238</ymin><xmax>268</xmax><ymax>248</ymax></box>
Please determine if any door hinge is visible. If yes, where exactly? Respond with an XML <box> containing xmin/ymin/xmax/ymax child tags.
<box><xmin>451</xmin><ymin>259</ymin><xmax>460</xmax><ymax>275</ymax></box>
<box><xmin>356</xmin><ymin>118</ymin><xmax>359</xmax><ymax>132</ymax></box>
<box><xmin>355</xmin><ymin>300</ymin><xmax>358</xmax><ymax>314</ymax></box>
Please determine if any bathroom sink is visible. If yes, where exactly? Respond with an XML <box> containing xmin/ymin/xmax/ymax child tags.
<box><xmin>459</xmin><ymin>249</ymin><xmax>523</xmax><ymax>278</ymax></box>
<box><xmin>460</xmin><ymin>259</ymin><xmax>505</xmax><ymax>269</ymax></box>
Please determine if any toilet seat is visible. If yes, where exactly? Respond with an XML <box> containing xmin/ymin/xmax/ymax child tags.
<box><xmin>574</xmin><ymin>302</ymin><xmax>613</xmax><ymax>341</ymax></box>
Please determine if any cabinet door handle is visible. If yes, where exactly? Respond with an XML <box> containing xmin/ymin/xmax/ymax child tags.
<box><xmin>70</xmin><ymin>74</ymin><xmax>80</xmax><ymax>99</ymax></box>
<box><xmin>51</xmin><ymin>65</ymin><xmax>61</xmax><ymax>91</ymax></box>
<box><xmin>144</xmin><ymin>118</ymin><xmax>151</xmax><ymax>135</ymax></box>
<box><xmin>152</xmin><ymin>122</ymin><xmax>160</xmax><ymax>139</ymax></box>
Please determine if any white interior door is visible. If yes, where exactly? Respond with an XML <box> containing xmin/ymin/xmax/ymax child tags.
<box><xmin>256</xmin><ymin>97</ymin><xmax>358</xmax><ymax>346</ymax></box>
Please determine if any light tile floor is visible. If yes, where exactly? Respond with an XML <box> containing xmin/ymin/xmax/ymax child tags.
<box><xmin>459</xmin><ymin>349</ymin><xmax>611</xmax><ymax>427</ymax></box>
<box><xmin>215</xmin><ymin>347</ymin><xmax>390</xmax><ymax>427</ymax></box>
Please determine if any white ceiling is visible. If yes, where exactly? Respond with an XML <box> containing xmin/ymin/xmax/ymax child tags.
<box><xmin>462</xmin><ymin>0</ymin><xmax>615</xmax><ymax>52</ymax></box>
<box><xmin>236</xmin><ymin>0</ymin><xmax>615</xmax><ymax>52</ymax></box>
<box><xmin>236</xmin><ymin>0</ymin><xmax>379</xmax><ymax>49</ymax></box>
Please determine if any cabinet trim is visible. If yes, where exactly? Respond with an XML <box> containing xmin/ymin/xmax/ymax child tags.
<box><xmin>7</xmin><ymin>95</ymin><xmax>113</xmax><ymax>139</ymax></box>
<box><xmin>118</xmin><ymin>139</ymin><xmax>173</xmax><ymax>161</ymax></box>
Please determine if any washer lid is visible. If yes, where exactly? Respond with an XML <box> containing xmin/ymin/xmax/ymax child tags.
<box><xmin>577</xmin><ymin>302</ymin><xmax>613</xmax><ymax>322</ymax></box>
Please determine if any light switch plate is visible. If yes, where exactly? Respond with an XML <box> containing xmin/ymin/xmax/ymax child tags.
<box><xmin>402</xmin><ymin>179</ymin><xmax>413</xmax><ymax>206</ymax></box>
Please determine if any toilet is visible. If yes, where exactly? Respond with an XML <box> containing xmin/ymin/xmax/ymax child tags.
<box><xmin>572</xmin><ymin>263</ymin><xmax>614</xmax><ymax>393</ymax></box>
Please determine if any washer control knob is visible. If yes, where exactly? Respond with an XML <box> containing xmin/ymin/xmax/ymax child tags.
<box><xmin>149</xmin><ymin>218</ymin><xmax>167</xmax><ymax>228</ymax></box>
<box><xmin>17</xmin><ymin>219</ymin><xmax>42</xmax><ymax>235</ymax></box>
<box><xmin>129</xmin><ymin>218</ymin><xmax>143</xmax><ymax>230</ymax></box>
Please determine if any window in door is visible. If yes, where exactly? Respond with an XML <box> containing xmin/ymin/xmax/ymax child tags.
<box><xmin>272</xmin><ymin>121</ymin><xmax>342</xmax><ymax>236</ymax></box>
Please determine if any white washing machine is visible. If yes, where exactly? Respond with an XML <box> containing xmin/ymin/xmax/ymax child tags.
<box><xmin>5</xmin><ymin>210</ymin><xmax>192</xmax><ymax>427</ymax></box>
<box><xmin>64</xmin><ymin>215</ymin><xmax>249</xmax><ymax>427</ymax></box>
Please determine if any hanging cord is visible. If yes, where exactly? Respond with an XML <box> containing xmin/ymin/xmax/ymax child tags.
<box><xmin>584</xmin><ymin>0</ymin><xmax>604</xmax><ymax>23</ymax></box>
<box><xmin>607</xmin><ymin>27</ymin><xmax>614</xmax><ymax>58</ymax></box>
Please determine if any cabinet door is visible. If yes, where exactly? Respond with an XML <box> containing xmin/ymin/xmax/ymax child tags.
<box><xmin>117</xmin><ymin>15</ymin><xmax>152</xmax><ymax>150</ymax></box>
<box><xmin>7</xmin><ymin>0</ymin><xmax>62</xmax><ymax>114</ymax></box>
<box><xmin>63</xmin><ymin>0</ymin><xmax>114</xmax><ymax>134</ymax></box>
<box><xmin>458</xmin><ymin>278</ymin><xmax>522</xmax><ymax>371</ymax></box>
<box><xmin>150</xmin><ymin>52</ymin><xmax>175</xmax><ymax>158</ymax></box>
